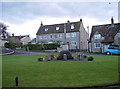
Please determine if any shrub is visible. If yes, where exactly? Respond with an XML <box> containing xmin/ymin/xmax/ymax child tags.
<box><xmin>88</xmin><ymin>56</ymin><xmax>94</xmax><ymax>61</ymax></box>
<box><xmin>37</xmin><ymin>58</ymin><xmax>43</xmax><ymax>61</ymax></box>
<box><xmin>5</xmin><ymin>42</ymin><xmax>22</xmax><ymax>49</ymax></box>
<box><xmin>83</xmin><ymin>55</ymin><xmax>87</xmax><ymax>58</ymax></box>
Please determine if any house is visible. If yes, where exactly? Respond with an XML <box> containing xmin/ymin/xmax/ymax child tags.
<box><xmin>13</xmin><ymin>35</ymin><xmax>31</xmax><ymax>45</ymax></box>
<box><xmin>29</xmin><ymin>38</ymin><xmax>36</xmax><ymax>44</ymax></box>
<box><xmin>36</xmin><ymin>19</ymin><xmax>89</xmax><ymax>50</ymax></box>
<box><xmin>89</xmin><ymin>18</ymin><xmax>120</xmax><ymax>53</ymax></box>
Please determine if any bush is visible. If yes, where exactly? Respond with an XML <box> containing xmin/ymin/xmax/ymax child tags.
<box><xmin>37</xmin><ymin>58</ymin><xmax>43</xmax><ymax>61</ymax></box>
<box><xmin>88</xmin><ymin>56</ymin><xmax>94</xmax><ymax>61</ymax></box>
<box><xmin>5</xmin><ymin>42</ymin><xmax>22</xmax><ymax>49</ymax></box>
<box><xmin>83</xmin><ymin>55</ymin><xmax>87</xmax><ymax>58</ymax></box>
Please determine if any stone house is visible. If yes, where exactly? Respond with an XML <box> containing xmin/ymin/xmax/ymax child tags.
<box><xmin>36</xmin><ymin>19</ymin><xmax>89</xmax><ymax>50</ymax></box>
<box><xmin>89</xmin><ymin>18</ymin><xmax>120</xmax><ymax>53</ymax></box>
<box><xmin>13</xmin><ymin>35</ymin><xmax>31</xmax><ymax>45</ymax></box>
<box><xmin>29</xmin><ymin>38</ymin><xmax>36</xmax><ymax>44</ymax></box>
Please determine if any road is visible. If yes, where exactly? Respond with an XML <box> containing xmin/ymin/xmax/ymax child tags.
<box><xmin>2</xmin><ymin>49</ymin><xmax>106</xmax><ymax>56</ymax></box>
<box><xmin>3</xmin><ymin>50</ymin><xmax>54</xmax><ymax>56</ymax></box>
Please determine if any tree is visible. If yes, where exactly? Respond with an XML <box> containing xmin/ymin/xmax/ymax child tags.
<box><xmin>0</xmin><ymin>22</ymin><xmax>10</xmax><ymax>39</ymax></box>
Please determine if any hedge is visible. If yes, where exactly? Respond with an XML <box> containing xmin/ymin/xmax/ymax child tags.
<box><xmin>5</xmin><ymin>43</ymin><xmax>22</xmax><ymax>49</ymax></box>
<box><xmin>27</xmin><ymin>43</ymin><xmax>60</xmax><ymax>50</ymax></box>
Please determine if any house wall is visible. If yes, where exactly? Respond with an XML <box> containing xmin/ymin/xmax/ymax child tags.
<box><xmin>36</xmin><ymin>32</ymin><xmax>80</xmax><ymax>50</ymax></box>
<box><xmin>90</xmin><ymin>35</ymin><xmax>104</xmax><ymax>52</ymax></box>
<box><xmin>114</xmin><ymin>32</ymin><xmax>120</xmax><ymax>46</ymax></box>
<box><xmin>36</xmin><ymin>33</ymin><xmax>64</xmax><ymax>44</ymax></box>
<box><xmin>20</xmin><ymin>37</ymin><xmax>31</xmax><ymax>45</ymax></box>
<box><xmin>79</xmin><ymin>22</ymin><xmax>89</xmax><ymax>50</ymax></box>
<box><xmin>91</xmin><ymin>38</ymin><xmax>101</xmax><ymax>52</ymax></box>
<box><xmin>66</xmin><ymin>32</ymin><xmax>80</xmax><ymax>49</ymax></box>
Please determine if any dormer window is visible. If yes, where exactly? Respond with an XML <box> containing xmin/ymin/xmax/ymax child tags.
<box><xmin>45</xmin><ymin>28</ymin><xmax>48</xmax><ymax>31</ymax></box>
<box><xmin>56</xmin><ymin>27</ymin><xmax>59</xmax><ymax>30</ymax></box>
<box><xmin>71</xmin><ymin>24</ymin><xmax>74</xmax><ymax>30</ymax></box>
<box><xmin>94</xmin><ymin>34</ymin><xmax>101</xmax><ymax>39</ymax></box>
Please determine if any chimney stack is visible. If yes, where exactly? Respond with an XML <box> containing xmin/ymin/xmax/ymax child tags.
<box><xmin>80</xmin><ymin>18</ymin><xmax>82</xmax><ymax>22</ymax></box>
<box><xmin>111</xmin><ymin>17</ymin><xmax>114</xmax><ymax>24</ymax></box>
<box><xmin>67</xmin><ymin>20</ymin><xmax>70</xmax><ymax>24</ymax></box>
<box><xmin>41</xmin><ymin>21</ymin><xmax>43</xmax><ymax>26</ymax></box>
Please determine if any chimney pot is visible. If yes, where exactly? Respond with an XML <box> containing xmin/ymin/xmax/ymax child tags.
<box><xmin>67</xmin><ymin>20</ymin><xmax>70</xmax><ymax>23</ymax></box>
<box><xmin>80</xmin><ymin>18</ymin><xmax>82</xmax><ymax>22</ymax></box>
<box><xmin>41</xmin><ymin>21</ymin><xmax>43</xmax><ymax>26</ymax></box>
<box><xmin>111</xmin><ymin>17</ymin><xmax>114</xmax><ymax>24</ymax></box>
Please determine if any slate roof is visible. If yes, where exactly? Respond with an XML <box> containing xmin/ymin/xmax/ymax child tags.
<box><xmin>90</xmin><ymin>23</ymin><xmax>120</xmax><ymax>43</ymax></box>
<box><xmin>36</xmin><ymin>21</ymin><xmax>81</xmax><ymax>35</ymax></box>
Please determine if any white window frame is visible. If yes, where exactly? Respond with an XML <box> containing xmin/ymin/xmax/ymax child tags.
<box><xmin>94</xmin><ymin>42</ymin><xmax>100</xmax><ymax>48</ymax></box>
<box><xmin>71</xmin><ymin>24</ymin><xmax>74</xmax><ymax>29</ymax></box>
<box><xmin>94</xmin><ymin>34</ymin><xmax>101</xmax><ymax>39</ymax></box>
<box><xmin>56</xmin><ymin>27</ymin><xmax>59</xmax><ymax>30</ymax></box>
<box><xmin>71</xmin><ymin>33</ymin><xmax>76</xmax><ymax>37</ymax></box>
<box><xmin>45</xmin><ymin>28</ymin><xmax>48</xmax><ymax>31</ymax></box>
<box><xmin>71</xmin><ymin>41</ymin><xmax>77</xmax><ymax>46</ymax></box>
<box><xmin>66</xmin><ymin>33</ymin><xmax>70</xmax><ymax>38</ymax></box>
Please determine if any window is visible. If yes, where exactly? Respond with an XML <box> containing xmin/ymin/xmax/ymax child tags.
<box><xmin>45</xmin><ymin>28</ymin><xmax>48</xmax><ymax>31</ymax></box>
<box><xmin>71</xmin><ymin>33</ymin><xmax>76</xmax><ymax>37</ymax></box>
<box><xmin>54</xmin><ymin>34</ymin><xmax>57</xmax><ymax>38</ymax></box>
<box><xmin>94</xmin><ymin>42</ymin><xmax>100</xmax><ymax>48</ymax></box>
<box><xmin>94</xmin><ymin>34</ymin><xmax>101</xmax><ymax>39</ymax></box>
<box><xmin>71</xmin><ymin>41</ymin><xmax>77</xmax><ymax>46</ymax></box>
<box><xmin>66</xmin><ymin>33</ymin><xmax>70</xmax><ymax>38</ymax></box>
<box><xmin>56</xmin><ymin>27</ymin><xmax>59</xmax><ymax>30</ymax></box>
<box><xmin>50</xmin><ymin>35</ymin><xmax>52</xmax><ymax>38</ymax></box>
<box><xmin>43</xmin><ymin>35</ymin><xmax>47</xmax><ymax>39</ymax></box>
<box><xmin>71</xmin><ymin>24</ymin><xmax>74</xmax><ymax>29</ymax></box>
<box><xmin>39</xmin><ymin>36</ymin><xmax>43</xmax><ymax>39</ymax></box>
<box><xmin>59</xmin><ymin>34</ymin><xmax>62</xmax><ymax>38</ymax></box>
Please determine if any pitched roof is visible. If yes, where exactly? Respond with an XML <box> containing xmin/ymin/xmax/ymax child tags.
<box><xmin>14</xmin><ymin>35</ymin><xmax>29</xmax><ymax>40</ymax></box>
<box><xmin>90</xmin><ymin>23</ymin><xmax>120</xmax><ymax>43</ymax></box>
<box><xmin>36</xmin><ymin>21</ymin><xmax>81</xmax><ymax>35</ymax></box>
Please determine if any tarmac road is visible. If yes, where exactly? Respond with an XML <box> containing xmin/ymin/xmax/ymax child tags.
<box><xmin>2</xmin><ymin>50</ymin><xmax>54</xmax><ymax>56</ymax></box>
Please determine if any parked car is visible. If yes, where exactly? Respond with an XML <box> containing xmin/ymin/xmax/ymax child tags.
<box><xmin>105</xmin><ymin>46</ymin><xmax>120</xmax><ymax>55</ymax></box>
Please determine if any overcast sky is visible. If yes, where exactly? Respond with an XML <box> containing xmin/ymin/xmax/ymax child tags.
<box><xmin>1</xmin><ymin>0</ymin><xmax>119</xmax><ymax>38</ymax></box>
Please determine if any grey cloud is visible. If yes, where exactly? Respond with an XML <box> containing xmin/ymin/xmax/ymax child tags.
<box><xmin>2</xmin><ymin>2</ymin><xmax>118</xmax><ymax>24</ymax></box>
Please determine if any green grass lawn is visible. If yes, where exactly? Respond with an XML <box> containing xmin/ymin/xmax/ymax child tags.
<box><xmin>2</xmin><ymin>54</ymin><xmax>119</xmax><ymax>87</ymax></box>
